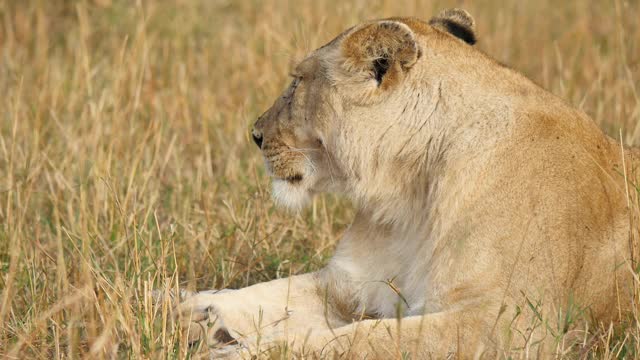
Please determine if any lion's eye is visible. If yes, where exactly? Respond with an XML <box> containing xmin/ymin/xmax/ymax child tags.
<box><xmin>288</xmin><ymin>72</ymin><xmax>303</xmax><ymax>80</ymax></box>
<box><xmin>282</xmin><ymin>76</ymin><xmax>301</xmax><ymax>100</ymax></box>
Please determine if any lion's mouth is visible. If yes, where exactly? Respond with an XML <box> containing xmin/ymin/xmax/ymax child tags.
<box><xmin>263</xmin><ymin>160</ymin><xmax>304</xmax><ymax>184</ymax></box>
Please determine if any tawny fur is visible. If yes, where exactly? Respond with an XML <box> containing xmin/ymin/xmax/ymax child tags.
<box><xmin>175</xmin><ymin>8</ymin><xmax>640</xmax><ymax>359</ymax></box>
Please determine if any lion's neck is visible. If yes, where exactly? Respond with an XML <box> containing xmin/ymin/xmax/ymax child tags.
<box><xmin>344</xmin><ymin>74</ymin><xmax>533</xmax><ymax>226</ymax></box>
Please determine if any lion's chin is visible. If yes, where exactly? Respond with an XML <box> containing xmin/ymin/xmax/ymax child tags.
<box><xmin>271</xmin><ymin>178</ymin><xmax>312</xmax><ymax>211</ymax></box>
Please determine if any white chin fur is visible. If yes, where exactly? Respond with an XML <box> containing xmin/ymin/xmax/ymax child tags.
<box><xmin>272</xmin><ymin>179</ymin><xmax>311</xmax><ymax>211</ymax></box>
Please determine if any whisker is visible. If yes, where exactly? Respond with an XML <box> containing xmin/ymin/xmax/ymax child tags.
<box><xmin>279</xmin><ymin>142</ymin><xmax>319</xmax><ymax>174</ymax></box>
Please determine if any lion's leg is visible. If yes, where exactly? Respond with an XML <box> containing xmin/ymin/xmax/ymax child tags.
<box><xmin>297</xmin><ymin>310</ymin><xmax>489</xmax><ymax>359</ymax></box>
<box><xmin>296</xmin><ymin>302</ymin><xmax>570</xmax><ymax>359</ymax></box>
<box><xmin>174</xmin><ymin>273</ymin><xmax>346</xmax><ymax>351</ymax></box>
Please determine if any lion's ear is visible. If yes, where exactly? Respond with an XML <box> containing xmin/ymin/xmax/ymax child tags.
<box><xmin>429</xmin><ymin>8</ymin><xmax>476</xmax><ymax>45</ymax></box>
<box><xmin>340</xmin><ymin>21</ymin><xmax>420</xmax><ymax>87</ymax></box>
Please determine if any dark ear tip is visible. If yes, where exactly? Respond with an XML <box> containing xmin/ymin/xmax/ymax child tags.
<box><xmin>429</xmin><ymin>8</ymin><xmax>477</xmax><ymax>45</ymax></box>
<box><xmin>437</xmin><ymin>8</ymin><xmax>475</xmax><ymax>29</ymax></box>
<box><xmin>439</xmin><ymin>19</ymin><xmax>477</xmax><ymax>45</ymax></box>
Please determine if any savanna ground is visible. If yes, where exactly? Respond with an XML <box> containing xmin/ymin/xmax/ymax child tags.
<box><xmin>0</xmin><ymin>0</ymin><xmax>639</xmax><ymax>358</ymax></box>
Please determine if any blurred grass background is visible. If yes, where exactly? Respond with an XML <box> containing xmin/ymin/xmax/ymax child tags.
<box><xmin>0</xmin><ymin>0</ymin><xmax>638</xmax><ymax>358</ymax></box>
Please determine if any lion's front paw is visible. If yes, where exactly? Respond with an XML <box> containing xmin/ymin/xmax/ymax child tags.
<box><xmin>171</xmin><ymin>291</ymin><xmax>283</xmax><ymax>359</ymax></box>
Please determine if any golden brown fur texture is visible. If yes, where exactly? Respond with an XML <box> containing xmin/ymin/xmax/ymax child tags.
<box><xmin>176</xmin><ymin>9</ymin><xmax>639</xmax><ymax>358</ymax></box>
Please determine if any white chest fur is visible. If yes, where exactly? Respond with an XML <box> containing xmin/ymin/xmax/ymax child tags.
<box><xmin>329</xmin><ymin>222</ymin><xmax>434</xmax><ymax>318</ymax></box>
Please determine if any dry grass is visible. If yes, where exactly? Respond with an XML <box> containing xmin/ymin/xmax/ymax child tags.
<box><xmin>0</xmin><ymin>0</ymin><xmax>639</xmax><ymax>358</ymax></box>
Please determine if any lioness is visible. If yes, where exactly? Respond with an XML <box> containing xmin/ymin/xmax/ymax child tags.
<box><xmin>176</xmin><ymin>8</ymin><xmax>639</xmax><ymax>358</ymax></box>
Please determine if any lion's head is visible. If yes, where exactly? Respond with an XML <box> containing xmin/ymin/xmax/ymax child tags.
<box><xmin>252</xmin><ymin>9</ymin><xmax>511</xmax><ymax>216</ymax></box>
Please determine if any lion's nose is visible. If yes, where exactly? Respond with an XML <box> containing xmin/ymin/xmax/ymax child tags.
<box><xmin>252</xmin><ymin>129</ymin><xmax>263</xmax><ymax>148</ymax></box>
